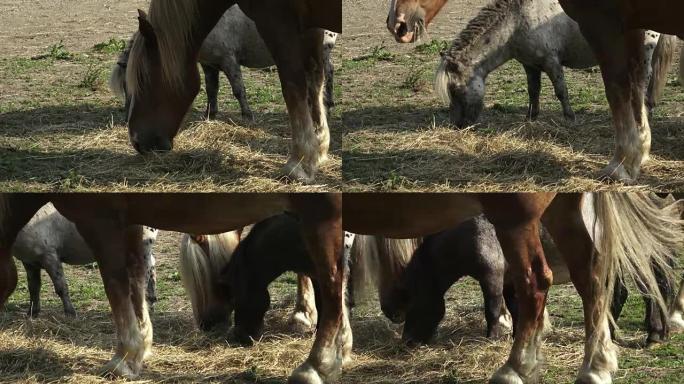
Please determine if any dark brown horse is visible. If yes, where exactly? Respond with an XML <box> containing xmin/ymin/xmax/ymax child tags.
<box><xmin>126</xmin><ymin>0</ymin><xmax>341</xmax><ymax>182</ymax></box>
<box><xmin>0</xmin><ymin>193</ymin><xmax>343</xmax><ymax>384</ymax></box>
<box><xmin>556</xmin><ymin>1</ymin><xmax>683</xmax><ymax>182</ymax></box>
<box><xmin>343</xmin><ymin>193</ymin><xmax>682</xmax><ymax>383</ymax></box>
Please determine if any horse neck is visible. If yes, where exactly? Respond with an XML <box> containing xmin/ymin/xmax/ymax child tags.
<box><xmin>423</xmin><ymin>0</ymin><xmax>450</xmax><ymax>24</ymax></box>
<box><xmin>446</xmin><ymin>7</ymin><xmax>519</xmax><ymax>78</ymax></box>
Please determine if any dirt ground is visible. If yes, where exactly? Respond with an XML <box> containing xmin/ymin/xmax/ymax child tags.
<box><xmin>1</xmin><ymin>229</ymin><xmax>683</xmax><ymax>383</ymax></box>
<box><xmin>0</xmin><ymin>0</ymin><xmax>342</xmax><ymax>192</ymax></box>
<box><xmin>340</xmin><ymin>0</ymin><xmax>683</xmax><ymax>191</ymax></box>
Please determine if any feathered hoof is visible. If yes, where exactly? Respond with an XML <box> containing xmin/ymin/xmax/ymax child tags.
<box><xmin>100</xmin><ymin>356</ymin><xmax>141</xmax><ymax>380</ymax></box>
<box><xmin>287</xmin><ymin>363</ymin><xmax>325</xmax><ymax>384</ymax></box>
<box><xmin>598</xmin><ymin>163</ymin><xmax>636</xmax><ymax>185</ymax></box>
<box><xmin>288</xmin><ymin>312</ymin><xmax>315</xmax><ymax>335</ymax></box>
<box><xmin>574</xmin><ymin>370</ymin><xmax>612</xmax><ymax>384</ymax></box>
<box><xmin>281</xmin><ymin>161</ymin><xmax>315</xmax><ymax>184</ymax></box>
<box><xmin>488</xmin><ymin>365</ymin><xmax>525</xmax><ymax>384</ymax></box>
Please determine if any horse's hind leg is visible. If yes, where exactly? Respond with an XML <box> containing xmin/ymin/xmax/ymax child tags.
<box><xmin>201</xmin><ymin>64</ymin><xmax>220</xmax><ymax>120</ymax></box>
<box><xmin>23</xmin><ymin>262</ymin><xmax>42</xmax><ymax>317</ymax></box>
<box><xmin>641</xmin><ymin>261</ymin><xmax>672</xmax><ymax>346</ymax></box>
<box><xmin>543</xmin><ymin>194</ymin><xmax>617</xmax><ymax>383</ymax></box>
<box><xmin>43</xmin><ymin>256</ymin><xmax>76</xmax><ymax>317</ymax></box>
<box><xmin>75</xmin><ymin>222</ymin><xmax>152</xmax><ymax>379</ymax></box>
<box><xmin>609</xmin><ymin>278</ymin><xmax>629</xmax><ymax>340</ymax></box>
<box><xmin>523</xmin><ymin>64</ymin><xmax>541</xmax><ymax>121</ymax></box>
<box><xmin>289</xmin><ymin>274</ymin><xmax>318</xmax><ymax>333</ymax></box>
<box><xmin>288</xmin><ymin>195</ymin><xmax>347</xmax><ymax>383</ymax></box>
<box><xmin>222</xmin><ymin>57</ymin><xmax>254</xmax><ymax>121</ymax></box>
<box><xmin>544</xmin><ymin>61</ymin><xmax>575</xmax><ymax>121</ymax></box>
<box><xmin>323</xmin><ymin>31</ymin><xmax>337</xmax><ymax>111</ymax></box>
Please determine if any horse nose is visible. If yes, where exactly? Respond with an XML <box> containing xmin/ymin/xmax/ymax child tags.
<box><xmin>131</xmin><ymin>134</ymin><xmax>173</xmax><ymax>154</ymax></box>
<box><xmin>396</xmin><ymin>22</ymin><xmax>408</xmax><ymax>38</ymax></box>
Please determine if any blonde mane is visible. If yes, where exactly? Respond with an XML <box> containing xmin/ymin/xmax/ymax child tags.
<box><xmin>126</xmin><ymin>0</ymin><xmax>200</xmax><ymax>96</ymax></box>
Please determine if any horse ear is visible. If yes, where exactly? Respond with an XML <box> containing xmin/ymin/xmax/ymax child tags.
<box><xmin>137</xmin><ymin>9</ymin><xmax>156</xmax><ymax>45</ymax></box>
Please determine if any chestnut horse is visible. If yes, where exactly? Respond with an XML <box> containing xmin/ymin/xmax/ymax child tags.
<box><xmin>556</xmin><ymin>1</ymin><xmax>683</xmax><ymax>182</ymax></box>
<box><xmin>0</xmin><ymin>193</ymin><xmax>344</xmax><ymax>384</ymax></box>
<box><xmin>343</xmin><ymin>193</ymin><xmax>682</xmax><ymax>383</ymax></box>
<box><xmin>126</xmin><ymin>0</ymin><xmax>341</xmax><ymax>182</ymax></box>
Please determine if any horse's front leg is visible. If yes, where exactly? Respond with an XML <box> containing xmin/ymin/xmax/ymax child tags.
<box><xmin>543</xmin><ymin>194</ymin><xmax>617</xmax><ymax>384</ymax></box>
<box><xmin>488</xmin><ymin>220</ymin><xmax>551</xmax><ymax>383</ymax></box>
<box><xmin>288</xmin><ymin>195</ymin><xmax>348</xmax><ymax>384</ymax></box>
<box><xmin>289</xmin><ymin>274</ymin><xmax>319</xmax><ymax>333</ymax></box>
<box><xmin>0</xmin><ymin>194</ymin><xmax>48</xmax><ymax>307</ymax></box>
<box><xmin>250</xmin><ymin>8</ymin><xmax>328</xmax><ymax>183</ymax></box>
<box><xmin>577</xmin><ymin>17</ymin><xmax>650</xmax><ymax>182</ymax></box>
<box><xmin>75</xmin><ymin>222</ymin><xmax>152</xmax><ymax>379</ymax></box>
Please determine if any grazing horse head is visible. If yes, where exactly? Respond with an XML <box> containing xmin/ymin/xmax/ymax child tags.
<box><xmin>435</xmin><ymin>57</ymin><xmax>485</xmax><ymax>128</ymax></box>
<box><xmin>126</xmin><ymin>8</ymin><xmax>203</xmax><ymax>154</ymax></box>
<box><xmin>387</xmin><ymin>0</ymin><xmax>448</xmax><ymax>43</ymax></box>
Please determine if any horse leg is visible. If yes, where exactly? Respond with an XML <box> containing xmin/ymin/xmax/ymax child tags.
<box><xmin>542</xmin><ymin>194</ymin><xmax>617</xmax><ymax>383</ymax></box>
<box><xmin>23</xmin><ymin>262</ymin><xmax>42</xmax><ymax>317</ymax></box>
<box><xmin>289</xmin><ymin>273</ymin><xmax>318</xmax><ymax>333</ymax></box>
<box><xmin>43</xmin><ymin>256</ymin><xmax>76</xmax><ymax>317</ymax></box>
<box><xmin>222</xmin><ymin>57</ymin><xmax>254</xmax><ymax>121</ymax></box>
<box><xmin>201</xmin><ymin>64</ymin><xmax>220</xmax><ymax>120</ymax></box>
<box><xmin>489</xmin><ymin>220</ymin><xmax>551</xmax><ymax>383</ymax></box>
<box><xmin>544</xmin><ymin>61</ymin><xmax>575</xmax><ymax>121</ymax></box>
<box><xmin>641</xmin><ymin>262</ymin><xmax>671</xmax><ymax>346</ymax></box>
<box><xmin>251</xmin><ymin>8</ymin><xmax>328</xmax><ymax>182</ymax></box>
<box><xmin>523</xmin><ymin>64</ymin><xmax>541</xmax><ymax>121</ymax></box>
<box><xmin>577</xmin><ymin>19</ymin><xmax>650</xmax><ymax>182</ymax></box>
<box><xmin>670</xmin><ymin>276</ymin><xmax>684</xmax><ymax>332</ymax></box>
<box><xmin>144</xmin><ymin>251</ymin><xmax>157</xmax><ymax>312</ymax></box>
<box><xmin>288</xmin><ymin>196</ymin><xmax>346</xmax><ymax>383</ymax></box>
<box><xmin>609</xmin><ymin>278</ymin><xmax>628</xmax><ymax>341</ymax></box>
<box><xmin>480</xmin><ymin>271</ymin><xmax>511</xmax><ymax>339</ymax></box>
<box><xmin>323</xmin><ymin>31</ymin><xmax>336</xmax><ymax>111</ymax></box>
<box><xmin>75</xmin><ymin>223</ymin><xmax>152</xmax><ymax>379</ymax></box>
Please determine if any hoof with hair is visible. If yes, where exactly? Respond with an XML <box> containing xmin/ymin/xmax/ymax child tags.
<box><xmin>288</xmin><ymin>362</ymin><xmax>325</xmax><ymax>384</ymax></box>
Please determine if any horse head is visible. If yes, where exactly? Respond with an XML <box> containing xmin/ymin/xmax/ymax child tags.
<box><xmin>387</xmin><ymin>0</ymin><xmax>448</xmax><ymax>43</ymax></box>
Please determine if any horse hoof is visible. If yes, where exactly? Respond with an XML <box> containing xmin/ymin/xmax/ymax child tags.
<box><xmin>489</xmin><ymin>365</ymin><xmax>525</xmax><ymax>384</ymax></box>
<box><xmin>289</xmin><ymin>312</ymin><xmax>315</xmax><ymax>334</ymax></box>
<box><xmin>288</xmin><ymin>362</ymin><xmax>325</xmax><ymax>384</ymax></box>
<box><xmin>26</xmin><ymin>309</ymin><xmax>40</xmax><ymax>318</ymax></box>
<box><xmin>101</xmin><ymin>357</ymin><xmax>141</xmax><ymax>380</ymax></box>
<box><xmin>281</xmin><ymin>163</ymin><xmax>315</xmax><ymax>184</ymax></box>
<box><xmin>598</xmin><ymin>164</ymin><xmax>635</xmax><ymax>184</ymax></box>
<box><xmin>64</xmin><ymin>309</ymin><xmax>77</xmax><ymax>318</ymax></box>
<box><xmin>669</xmin><ymin>313</ymin><xmax>684</xmax><ymax>333</ymax></box>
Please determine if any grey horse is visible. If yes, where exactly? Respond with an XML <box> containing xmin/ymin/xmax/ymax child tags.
<box><xmin>110</xmin><ymin>5</ymin><xmax>338</xmax><ymax>120</ymax></box>
<box><xmin>12</xmin><ymin>203</ymin><xmax>158</xmax><ymax>317</ymax></box>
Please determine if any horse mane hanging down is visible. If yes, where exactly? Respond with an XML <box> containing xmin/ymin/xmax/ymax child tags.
<box><xmin>126</xmin><ymin>0</ymin><xmax>200</xmax><ymax>96</ymax></box>
<box><xmin>443</xmin><ymin>0</ymin><xmax>522</xmax><ymax>62</ymax></box>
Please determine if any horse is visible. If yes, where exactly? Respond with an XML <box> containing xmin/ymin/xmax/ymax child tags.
<box><xmin>376</xmin><ymin>202</ymin><xmax>679</xmax><ymax>347</ymax></box>
<box><xmin>0</xmin><ymin>193</ymin><xmax>344</xmax><ymax>384</ymax></box>
<box><xmin>178</xmin><ymin>230</ymin><xmax>240</xmax><ymax>330</ymax></box>
<box><xmin>428</xmin><ymin>0</ymin><xmax>675</xmax><ymax>125</ymax></box>
<box><xmin>110</xmin><ymin>5</ymin><xmax>338</xmax><ymax>121</ymax></box>
<box><xmin>343</xmin><ymin>192</ymin><xmax>682</xmax><ymax>383</ymax></box>
<box><xmin>125</xmin><ymin>0</ymin><xmax>341</xmax><ymax>182</ymax></box>
<box><xmin>555</xmin><ymin>0</ymin><xmax>684</xmax><ymax>182</ymax></box>
<box><xmin>11</xmin><ymin>202</ymin><xmax>159</xmax><ymax>317</ymax></box>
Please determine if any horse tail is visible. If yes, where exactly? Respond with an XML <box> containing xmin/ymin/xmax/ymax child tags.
<box><xmin>647</xmin><ymin>34</ymin><xmax>678</xmax><ymax>111</ymax></box>
<box><xmin>349</xmin><ymin>235</ymin><xmax>420</xmax><ymax>301</ymax></box>
<box><xmin>109</xmin><ymin>36</ymin><xmax>134</xmax><ymax>100</ymax></box>
<box><xmin>434</xmin><ymin>57</ymin><xmax>452</xmax><ymax>105</ymax></box>
<box><xmin>179</xmin><ymin>232</ymin><xmax>240</xmax><ymax>326</ymax></box>
<box><xmin>591</xmin><ymin>192</ymin><xmax>683</xmax><ymax>342</ymax></box>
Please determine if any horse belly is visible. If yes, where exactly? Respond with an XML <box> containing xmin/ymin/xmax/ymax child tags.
<box><xmin>343</xmin><ymin>194</ymin><xmax>483</xmax><ymax>238</ymax></box>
